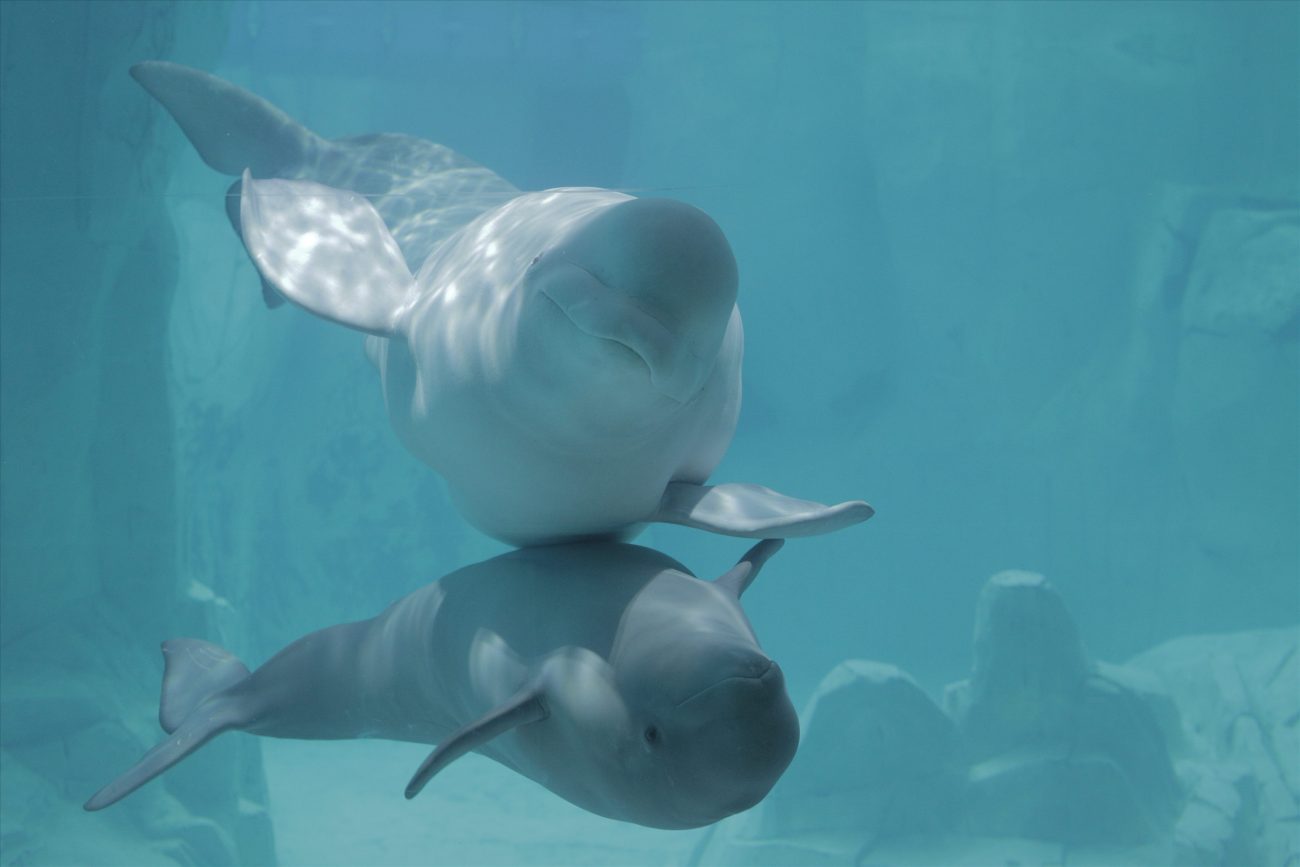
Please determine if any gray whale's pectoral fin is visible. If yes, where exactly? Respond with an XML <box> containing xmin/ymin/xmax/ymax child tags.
<box><xmin>714</xmin><ymin>539</ymin><xmax>785</xmax><ymax>598</ymax></box>
<box><xmin>85</xmin><ymin>640</ymin><xmax>252</xmax><ymax>811</ymax></box>
<box><xmin>405</xmin><ymin>685</ymin><xmax>548</xmax><ymax>800</ymax></box>
<box><xmin>652</xmin><ymin>482</ymin><xmax>875</xmax><ymax>539</ymax></box>
<box><xmin>240</xmin><ymin>171</ymin><xmax>414</xmax><ymax>336</ymax></box>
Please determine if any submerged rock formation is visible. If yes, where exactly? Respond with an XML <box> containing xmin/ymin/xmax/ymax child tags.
<box><xmin>1131</xmin><ymin>628</ymin><xmax>1299</xmax><ymax>867</ymax></box>
<box><xmin>688</xmin><ymin>569</ymin><xmax>1296</xmax><ymax>867</ymax></box>
<box><xmin>0</xmin><ymin>4</ymin><xmax>274</xmax><ymax>865</ymax></box>
<box><xmin>758</xmin><ymin>661</ymin><xmax>963</xmax><ymax>843</ymax></box>
<box><xmin>946</xmin><ymin>571</ymin><xmax>1181</xmax><ymax>845</ymax></box>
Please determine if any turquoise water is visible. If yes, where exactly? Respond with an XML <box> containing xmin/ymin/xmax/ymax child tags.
<box><xmin>2</xmin><ymin>2</ymin><xmax>1296</xmax><ymax>865</ymax></box>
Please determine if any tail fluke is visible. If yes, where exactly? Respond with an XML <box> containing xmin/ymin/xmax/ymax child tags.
<box><xmin>130</xmin><ymin>61</ymin><xmax>322</xmax><ymax>178</ymax></box>
<box><xmin>159</xmin><ymin>639</ymin><xmax>251</xmax><ymax>733</ymax></box>
<box><xmin>85</xmin><ymin>640</ymin><xmax>252</xmax><ymax>811</ymax></box>
<box><xmin>132</xmin><ymin>61</ymin><xmax>319</xmax><ymax>309</ymax></box>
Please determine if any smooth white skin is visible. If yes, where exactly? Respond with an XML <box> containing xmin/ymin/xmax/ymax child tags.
<box><xmin>136</xmin><ymin>62</ymin><xmax>875</xmax><ymax>545</ymax></box>
<box><xmin>371</xmin><ymin>189</ymin><xmax>743</xmax><ymax>545</ymax></box>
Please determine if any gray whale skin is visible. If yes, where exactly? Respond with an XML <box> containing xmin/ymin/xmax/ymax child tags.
<box><xmin>84</xmin><ymin>540</ymin><xmax>799</xmax><ymax>830</ymax></box>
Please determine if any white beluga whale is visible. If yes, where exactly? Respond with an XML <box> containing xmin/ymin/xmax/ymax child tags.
<box><xmin>133</xmin><ymin>62</ymin><xmax>873</xmax><ymax>545</ymax></box>
<box><xmin>85</xmin><ymin>540</ymin><xmax>800</xmax><ymax>829</ymax></box>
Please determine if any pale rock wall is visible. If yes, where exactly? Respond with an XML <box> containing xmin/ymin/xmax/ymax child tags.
<box><xmin>0</xmin><ymin>3</ymin><xmax>274</xmax><ymax>864</ymax></box>
<box><xmin>687</xmin><ymin>569</ymin><xmax>1294</xmax><ymax>867</ymax></box>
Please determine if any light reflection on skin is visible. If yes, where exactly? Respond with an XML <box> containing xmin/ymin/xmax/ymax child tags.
<box><xmin>242</xmin><ymin>167</ymin><xmax>745</xmax><ymax>545</ymax></box>
<box><xmin>138</xmin><ymin>62</ymin><xmax>869</xmax><ymax>547</ymax></box>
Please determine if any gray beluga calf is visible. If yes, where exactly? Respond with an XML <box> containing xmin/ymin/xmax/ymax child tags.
<box><xmin>85</xmin><ymin>540</ymin><xmax>800</xmax><ymax>829</ymax></box>
<box><xmin>133</xmin><ymin>62</ymin><xmax>874</xmax><ymax>545</ymax></box>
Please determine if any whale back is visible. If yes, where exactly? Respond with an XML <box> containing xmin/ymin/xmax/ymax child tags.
<box><xmin>433</xmin><ymin>542</ymin><xmax>679</xmax><ymax>661</ymax></box>
<box><xmin>309</xmin><ymin>132</ymin><xmax>519</xmax><ymax>270</ymax></box>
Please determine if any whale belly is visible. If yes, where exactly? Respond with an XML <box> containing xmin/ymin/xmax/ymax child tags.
<box><xmin>438</xmin><ymin>326</ymin><xmax>739</xmax><ymax>544</ymax></box>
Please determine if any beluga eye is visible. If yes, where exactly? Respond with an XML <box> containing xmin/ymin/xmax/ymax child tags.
<box><xmin>644</xmin><ymin>725</ymin><xmax>660</xmax><ymax>745</ymax></box>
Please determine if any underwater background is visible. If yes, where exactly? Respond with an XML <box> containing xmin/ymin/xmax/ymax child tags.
<box><xmin>1</xmin><ymin>1</ymin><xmax>1296</xmax><ymax>865</ymax></box>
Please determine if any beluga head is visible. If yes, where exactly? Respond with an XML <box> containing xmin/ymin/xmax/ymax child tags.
<box><xmin>404</xmin><ymin>540</ymin><xmax>799</xmax><ymax>829</ymax></box>
<box><xmin>593</xmin><ymin>538</ymin><xmax>798</xmax><ymax>828</ymax></box>
<box><xmin>525</xmin><ymin>196</ymin><xmax>739</xmax><ymax>405</ymax></box>
<box><xmin>604</xmin><ymin>638</ymin><xmax>799</xmax><ymax>828</ymax></box>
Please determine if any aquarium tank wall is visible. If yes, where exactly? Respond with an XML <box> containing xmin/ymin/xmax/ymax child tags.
<box><xmin>1</xmin><ymin>1</ymin><xmax>1295</xmax><ymax>865</ymax></box>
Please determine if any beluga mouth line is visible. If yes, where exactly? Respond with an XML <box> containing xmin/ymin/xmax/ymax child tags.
<box><xmin>535</xmin><ymin>256</ymin><xmax>698</xmax><ymax>403</ymax></box>
<box><xmin>675</xmin><ymin>659</ymin><xmax>780</xmax><ymax>708</ymax></box>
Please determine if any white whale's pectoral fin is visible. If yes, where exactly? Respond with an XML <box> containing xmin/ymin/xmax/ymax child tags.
<box><xmin>653</xmin><ymin>482</ymin><xmax>875</xmax><ymax>539</ymax></box>
<box><xmin>223</xmin><ymin>179</ymin><xmax>286</xmax><ymax>309</ymax></box>
<box><xmin>239</xmin><ymin>170</ymin><xmax>414</xmax><ymax>336</ymax></box>
<box><xmin>404</xmin><ymin>684</ymin><xmax>548</xmax><ymax>800</ymax></box>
